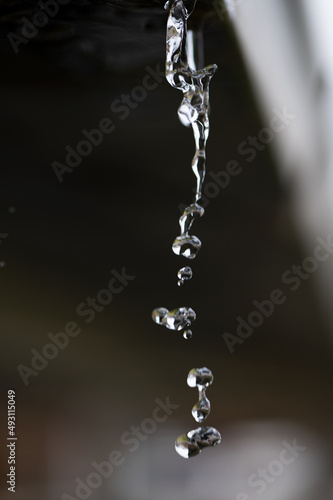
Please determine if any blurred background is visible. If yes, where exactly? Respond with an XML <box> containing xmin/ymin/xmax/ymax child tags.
<box><xmin>0</xmin><ymin>0</ymin><xmax>333</xmax><ymax>499</ymax></box>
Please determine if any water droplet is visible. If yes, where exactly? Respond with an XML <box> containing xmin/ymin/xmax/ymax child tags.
<box><xmin>8</xmin><ymin>207</ymin><xmax>16</xmax><ymax>214</ymax></box>
<box><xmin>192</xmin><ymin>389</ymin><xmax>210</xmax><ymax>422</ymax></box>
<box><xmin>172</xmin><ymin>234</ymin><xmax>201</xmax><ymax>259</ymax></box>
<box><xmin>177</xmin><ymin>266</ymin><xmax>193</xmax><ymax>286</ymax></box>
<box><xmin>152</xmin><ymin>307</ymin><xmax>196</xmax><ymax>332</ymax></box>
<box><xmin>187</xmin><ymin>367</ymin><xmax>214</xmax><ymax>388</ymax></box>
<box><xmin>163</xmin><ymin>307</ymin><xmax>196</xmax><ymax>331</ymax></box>
<box><xmin>0</xmin><ymin>261</ymin><xmax>6</xmax><ymax>268</ymax></box>
<box><xmin>179</xmin><ymin>203</ymin><xmax>204</xmax><ymax>235</ymax></box>
<box><xmin>152</xmin><ymin>307</ymin><xmax>169</xmax><ymax>325</ymax></box>
<box><xmin>175</xmin><ymin>426</ymin><xmax>221</xmax><ymax>459</ymax></box>
<box><xmin>183</xmin><ymin>329</ymin><xmax>192</xmax><ymax>340</ymax></box>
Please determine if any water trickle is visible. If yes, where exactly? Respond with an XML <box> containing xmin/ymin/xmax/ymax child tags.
<box><xmin>175</xmin><ymin>426</ymin><xmax>221</xmax><ymax>459</ymax></box>
<box><xmin>166</xmin><ymin>0</ymin><xmax>216</xmax><ymax>283</ymax></box>
<box><xmin>153</xmin><ymin>0</ymin><xmax>221</xmax><ymax>456</ymax></box>
<box><xmin>152</xmin><ymin>307</ymin><xmax>196</xmax><ymax>331</ymax></box>
<box><xmin>177</xmin><ymin>265</ymin><xmax>193</xmax><ymax>286</ymax></box>
<box><xmin>183</xmin><ymin>329</ymin><xmax>192</xmax><ymax>340</ymax></box>
<box><xmin>166</xmin><ymin>0</ymin><xmax>217</xmax><ymax>205</ymax></box>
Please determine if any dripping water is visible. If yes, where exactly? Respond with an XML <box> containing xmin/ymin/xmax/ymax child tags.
<box><xmin>175</xmin><ymin>426</ymin><xmax>221</xmax><ymax>459</ymax></box>
<box><xmin>152</xmin><ymin>0</ymin><xmax>221</xmax><ymax>457</ymax></box>
<box><xmin>152</xmin><ymin>306</ymin><xmax>196</xmax><ymax>331</ymax></box>
<box><xmin>183</xmin><ymin>329</ymin><xmax>192</xmax><ymax>339</ymax></box>
<box><xmin>166</xmin><ymin>0</ymin><xmax>217</xmax><ymax>281</ymax></box>
<box><xmin>187</xmin><ymin>367</ymin><xmax>213</xmax><ymax>422</ymax></box>
<box><xmin>177</xmin><ymin>266</ymin><xmax>193</xmax><ymax>286</ymax></box>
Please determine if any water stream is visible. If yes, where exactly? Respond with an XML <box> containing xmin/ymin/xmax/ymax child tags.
<box><xmin>152</xmin><ymin>0</ymin><xmax>221</xmax><ymax>458</ymax></box>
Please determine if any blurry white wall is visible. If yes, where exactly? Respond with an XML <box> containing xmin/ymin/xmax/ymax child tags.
<box><xmin>228</xmin><ymin>0</ymin><xmax>333</xmax><ymax>343</ymax></box>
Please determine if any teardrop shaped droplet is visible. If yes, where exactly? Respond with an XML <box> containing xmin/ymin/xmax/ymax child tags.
<box><xmin>172</xmin><ymin>234</ymin><xmax>201</xmax><ymax>259</ymax></box>
<box><xmin>183</xmin><ymin>329</ymin><xmax>193</xmax><ymax>340</ymax></box>
<box><xmin>151</xmin><ymin>307</ymin><xmax>169</xmax><ymax>325</ymax></box>
<box><xmin>177</xmin><ymin>266</ymin><xmax>193</xmax><ymax>286</ymax></box>
<box><xmin>187</xmin><ymin>367</ymin><xmax>214</xmax><ymax>388</ymax></box>
<box><xmin>175</xmin><ymin>426</ymin><xmax>221</xmax><ymax>459</ymax></box>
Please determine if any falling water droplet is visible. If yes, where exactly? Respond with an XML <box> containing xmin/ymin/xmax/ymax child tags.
<box><xmin>0</xmin><ymin>261</ymin><xmax>6</xmax><ymax>268</ymax></box>
<box><xmin>157</xmin><ymin>0</ymin><xmax>221</xmax><ymax>456</ymax></box>
<box><xmin>183</xmin><ymin>329</ymin><xmax>193</xmax><ymax>340</ymax></box>
<box><xmin>187</xmin><ymin>367</ymin><xmax>214</xmax><ymax>388</ymax></box>
<box><xmin>175</xmin><ymin>426</ymin><xmax>221</xmax><ymax>459</ymax></box>
<box><xmin>177</xmin><ymin>266</ymin><xmax>193</xmax><ymax>287</ymax></box>
<box><xmin>172</xmin><ymin>234</ymin><xmax>201</xmax><ymax>259</ymax></box>
<box><xmin>192</xmin><ymin>388</ymin><xmax>210</xmax><ymax>422</ymax></box>
<box><xmin>163</xmin><ymin>307</ymin><xmax>196</xmax><ymax>331</ymax></box>
<box><xmin>8</xmin><ymin>207</ymin><xmax>16</xmax><ymax>214</ymax></box>
<box><xmin>152</xmin><ymin>307</ymin><xmax>196</xmax><ymax>331</ymax></box>
<box><xmin>179</xmin><ymin>203</ymin><xmax>205</xmax><ymax>235</ymax></box>
<box><xmin>152</xmin><ymin>307</ymin><xmax>169</xmax><ymax>325</ymax></box>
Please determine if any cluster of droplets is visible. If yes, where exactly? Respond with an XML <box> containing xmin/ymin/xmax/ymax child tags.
<box><xmin>175</xmin><ymin>368</ymin><xmax>221</xmax><ymax>458</ymax></box>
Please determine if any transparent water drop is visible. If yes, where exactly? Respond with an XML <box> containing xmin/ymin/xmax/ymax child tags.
<box><xmin>152</xmin><ymin>307</ymin><xmax>169</xmax><ymax>325</ymax></box>
<box><xmin>183</xmin><ymin>329</ymin><xmax>192</xmax><ymax>340</ymax></box>
<box><xmin>8</xmin><ymin>207</ymin><xmax>16</xmax><ymax>214</ymax></box>
<box><xmin>192</xmin><ymin>390</ymin><xmax>210</xmax><ymax>422</ymax></box>
<box><xmin>0</xmin><ymin>261</ymin><xmax>6</xmax><ymax>268</ymax></box>
<box><xmin>177</xmin><ymin>266</ymin><xmax>193</xmax><ymax>287</ymax></box>
<box><xmin>179</xmin><ymin>203</ymin><xmax>205</xmax><ymax>235</ymax></box>
<box><xmin>162</xmin><ymin>307</ymin><xmax>196</xmax><ymax>331</ymax></box>
<box><xmin>187</xmin><ymin>367</ymin><xmax>214</xmax><ymax>388</ymax></box>
<box><xmin>175</xmin><ymin>426</ymin><xmax>221</xmax><ymax>459</ymax></box>
<box><xmin>172</xmin><ymin>234</ymin><xmax>201</xmax><ymax>259</ymax></box>
<box><xmin>152</xmin><ymin>307</ymin><xmax>196</xmax><ymax>332</ymax></box>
